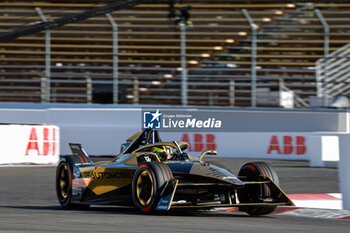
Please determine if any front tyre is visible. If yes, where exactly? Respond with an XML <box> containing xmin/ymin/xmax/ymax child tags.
<box><xmin>238</xmin><ymin>161</ymin><xmax>279</xmax><ymax>216</ymax></box>
<box><xmin>132</xmin><ymin>162</ymin><xmax>173</xmax><ymax>213</ymax></box>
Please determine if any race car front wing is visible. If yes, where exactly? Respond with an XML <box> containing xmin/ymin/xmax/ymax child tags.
<box><xmin>155</xmin><ymin>176</ymin><xmax>295</xmax><ymax>211</ymax></box>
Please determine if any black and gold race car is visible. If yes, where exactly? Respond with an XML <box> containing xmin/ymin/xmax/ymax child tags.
<box><xmin>56</xmin><ymin>129</ymin><xmax>294</xmax><ymax>215</ymax></box>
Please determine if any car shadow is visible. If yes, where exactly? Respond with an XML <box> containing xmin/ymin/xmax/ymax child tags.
<box><xmin>1</xmin><ymin>205</ymin><xmax>273</xmax><ymax>218</ymax></box>
<box><xmin>1</xmin><ymin>205</ymin><xmax>62</xmax><ymax>211</ymax></box>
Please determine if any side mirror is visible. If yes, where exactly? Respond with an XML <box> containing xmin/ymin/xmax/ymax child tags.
<box><xmin>199</xmin><ymin>150</ymin><xmax>218</xmax><ymax>162</ymax></box>
<box><xmin>180</xmin><ymin>144</ymin><xmax>189</xmax><ymax>151</ymax></box>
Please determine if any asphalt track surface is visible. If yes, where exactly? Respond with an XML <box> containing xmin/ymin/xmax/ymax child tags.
<box><xmin>0</xmin><ymin>158</ymin><xmax>349</xmax><ymax>233</ymax></box>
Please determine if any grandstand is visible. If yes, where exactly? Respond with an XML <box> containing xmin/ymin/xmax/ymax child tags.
<box><xmin>0</xmin><ymin>0</ymin><xmax>350</xmax><ymax>107</ymax></box>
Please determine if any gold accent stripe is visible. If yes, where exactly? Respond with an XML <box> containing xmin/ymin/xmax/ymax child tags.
<box><xmin>243</xmin><ymin>181</ymin><xmax>270</xmax><ymax>185</ymax></box>
<box><xmin>177</xmin><ymin>183</ymin><xmax>218</xmax><ymax>186</ymax></box>
<box><xmin>167</xmin><ymin>180</ymin><xmax>179</xmax><ymax>211</ymax></box>
<box><xmin>170</xmin><ymin>202</ymin><xmax>293</xmax><ymax>209</ymax></box>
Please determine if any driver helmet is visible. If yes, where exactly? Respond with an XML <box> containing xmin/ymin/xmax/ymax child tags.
<box><xmin>152</xmin><ymin>146</ymin><xmax>173</xmax><ymax>160</ymax></box>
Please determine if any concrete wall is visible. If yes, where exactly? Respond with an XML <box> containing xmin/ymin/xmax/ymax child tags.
<box><xmin>161</xmin><ymin>132</ymin><xmax>342</xmax><ymax>165</ymax></box>
<box><xmin>47</xmin><ymin>108</ymin><xmax>140</xmax><ymax>155</ymax></box>
<box><xmin>160</xmin><ymin>108</ymin><xmax>348</xmax><ymax>132</ymax></box>
<box><xmin>339</xmin><ymin>134</ymin><xmax>350</xmax><ymax>210</ymax></box>
<box><xmin>0</xmin><ymin>103</ymin><xmax>348</xmax><ymax>158</ymax></box>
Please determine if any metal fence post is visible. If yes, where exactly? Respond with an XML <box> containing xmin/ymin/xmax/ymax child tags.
<box><xmin>229</xmin><ymin>80</ymin><xmax>235</xmax><ymax>107</ymax></box>
<box><xmin>315</xmin><ymin>9</ymin><xmax>330</xmax><ymax>107</ymax></box>
<box><xmin>180</xmin><ymin>25</ymin><xmax>188</xmax><ymax>106</ymax></box>
<box><xmin>106</xmin><ymin>13</ymin><xmax>119</xmax><ymax>104</ymax></box>
<box><xmin>86</xmin><ymin>76</ymin><xmax>92</xmax><ymax>104</ymax></box>
<box><xmin>279</xmin><ymin>78</ymin><xmax>284</xmax><ymax>107</ymax></box>
<box><xmin>242</xmin><ymin>9</ymin><xmax>257</xmax><ymax>108</ymax></box>
<box><xmin>35</xmin><ymin>7</ymin><xmax>51</xmax><ymax>103</ymax></box>
<box><xmin>133</xmin><ymin>79</ymin><xmax>139</xmax><ymax>104</ymax></box>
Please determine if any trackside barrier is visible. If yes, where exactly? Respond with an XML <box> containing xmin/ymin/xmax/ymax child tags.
<box><xmin>0</xmin><ymin>104</ymin><xmax>349</xmax><ymax>209</ymax></box>
<box><xmin>0</xmin><ymin>107</ymin><xmax>141</xmax><ymax>155</ymax></box>
<box><xmin>0</xmin><ymin>124</ymin><xmax>59</xmax><ymax>164</ymax></box>
<box><xmin>46</xmin><ymin>108</ymin><xmax>141</xmax><ymax>155</ymax></box>
<box><xmin>161</xmin><ymin>132</ymin><xmax>341</xmax><ymax>164</ymax></box>
<box><xmin>0</xmin><ymin>105</ymin><xmax>346</xmax><ymax>165</ymax></box>
<box><xmin>309</xmin><ymin>135</ymin><xmax>339</xmax><ymax>167</ymax></box>
<box><xmin>339</xmin><ymin>134</ymin><xmax>350</xmax><ymax>210</ymax></box>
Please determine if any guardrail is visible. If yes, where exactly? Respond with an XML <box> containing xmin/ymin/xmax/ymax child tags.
<box><xmin>316</xmin><ymin>43</ymin><xmax>350</xmax><ymax>107</ymax></box>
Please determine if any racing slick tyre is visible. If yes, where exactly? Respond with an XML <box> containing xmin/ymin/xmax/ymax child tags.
<box><xmin>132</xmin><ymin>162</ymin><xmax>173</xmax><ymax>213</ymax></box>
<box><xmin>56</xmin><ymin>160</ymin><xmax>89</xmax><ymax>209</ymax></box>
<box><xmin>238</xmin><ymin>162</ymin><xmax>279</xmax><ymax>216</ymax></box>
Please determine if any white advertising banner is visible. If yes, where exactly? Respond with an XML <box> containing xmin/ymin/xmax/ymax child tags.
<box><xmin>0</xmin><ymin>125</ymin><xmax>60</xmax><ymax>165</ymax></box>
<box><xmin>161</xmin><ymin>132</ymin><xmax>342</xmax><ymax>163</ymax></box>
<box><xmin>161</xmin><ymin>132</ymin><xmax>310</xmax><ymax>160</ymax></box>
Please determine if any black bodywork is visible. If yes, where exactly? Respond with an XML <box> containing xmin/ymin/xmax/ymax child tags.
<box><xmin>56</xmin><ymin>129</ymin><xmax>294</xmax><ymax>214</ymax></box>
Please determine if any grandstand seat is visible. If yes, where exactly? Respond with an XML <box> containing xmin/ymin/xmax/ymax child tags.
<box><xmin>0</xmin><ymin>0</ymin><xmax>350</xmax><ymax>107</ymax></box>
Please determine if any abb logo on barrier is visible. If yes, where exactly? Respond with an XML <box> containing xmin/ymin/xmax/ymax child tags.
<box><xmin>181</xmin><ymin>133</ymin><xmax>216</xmax><ymax>152</ymax></box>
<box><xmin>267</xmin><ymin>135</ymin><xmax>307</xmax><ymax>155</ymax></box>
<box><xmin>25</xmin><ymin>127</ymin><xmax>57</xmax><ymax>156</ymax></box>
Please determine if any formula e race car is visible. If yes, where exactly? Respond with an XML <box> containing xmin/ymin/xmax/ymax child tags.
<box><xmin>56</xmin><ymin>129</ymin><xmax>294</xmax><ymax>215</ymax></box>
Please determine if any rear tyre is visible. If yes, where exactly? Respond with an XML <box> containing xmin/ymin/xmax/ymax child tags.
<box><xmin>56</xmin><ymin>160</ymin><xmax>89</xmax><ymax>209</ymax></box>
<box><xmin>238</xmin><ymin>161</ymin><xmax>279</xmax><ymax>216</ymax></box>
<box><xmin>132</xmin><ymin>162</ymin><xmax>173</xmax><ymax>213</ymax></box>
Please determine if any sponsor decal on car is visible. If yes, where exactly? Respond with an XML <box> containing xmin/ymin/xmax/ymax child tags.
<box><xmin>82</xmin><ymin>171</ymin><xmax>134</xmax><ymax>179</ymax></box>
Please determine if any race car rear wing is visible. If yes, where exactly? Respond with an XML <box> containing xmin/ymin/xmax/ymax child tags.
<box><xmin>69</xmin><ymin>143</ymin><xmax>93</xmax><ymax>165</ymax></box>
